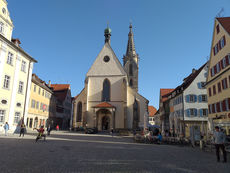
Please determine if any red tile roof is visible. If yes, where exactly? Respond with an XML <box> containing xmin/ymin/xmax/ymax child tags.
<box><xmin>160</xmin><ymin>89</ymin><xmax>174</xmax><ymax>102</ymax></box>
<box><xmin>148</xmin><ymin>106</ymin><xmax>157</xmax><ymax>117</ymax></box>
<box><xmin>93</xmin><ymin>102</ymin><xmax>115</xmax><ymax>108</ymax></box>
<box><xmin>51</xmin><ymin>84</ymin><xmax>70</xmax><ymax>91</ymax></box>
<box><xmin>217</xmin><ymin>17</ymin><xmax>230</xmax><ymax>34</ymax></box>
<box><xmin>50</xmin><ymin>84</ymin><xmax>70</xmax><ymax>102</ymax></box>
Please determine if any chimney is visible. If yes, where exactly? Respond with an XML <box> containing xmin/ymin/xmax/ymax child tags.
<box><xmin>192</xmin><ymin>68</ymin><xmax>196</xmax><ymax>74</ymax></box>
<box><xmin>48</xmin><ymin>80</ymin><xmax>51</xmax><ymax>87</ymax></box>
<box><xmin>12</xmin><ymin>38</ymin><xmax>21</xmax><ymax>47</ymax></box>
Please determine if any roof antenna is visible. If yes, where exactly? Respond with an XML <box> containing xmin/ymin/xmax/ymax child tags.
<box><xmin>216</xmin><ymin>8</ymin><xmax>224</xmax><ymax>17</ymax></box>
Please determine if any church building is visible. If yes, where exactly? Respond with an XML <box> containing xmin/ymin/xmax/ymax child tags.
<box><xmin>72</xmin><ymin>24</ymin><xmax>149</xmax><ymax>131</ymax></box>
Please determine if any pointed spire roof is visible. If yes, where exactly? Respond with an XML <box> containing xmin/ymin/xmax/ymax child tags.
<box><xmin>126</xmin><ymin>23</ymin><xmax>136</xmax><ymax>56</ymax></box>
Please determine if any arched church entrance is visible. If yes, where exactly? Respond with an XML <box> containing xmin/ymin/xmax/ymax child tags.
<box><xmin>96</xmin><ymin>109</ymin><xmax>112</xmax><ymax>131</ymax></box>
<box><xmin>102</xmin><ymin>116</ymin><xmax>110</xmax><ymax>130</ymax></box>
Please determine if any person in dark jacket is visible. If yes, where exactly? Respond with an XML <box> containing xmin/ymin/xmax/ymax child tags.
<box><xmin>19</xmin><ymin>123</ymin><xmax>26</xmax><ymax>137</ymax></box>
<box><xmin>213</xmin><ymin>126</ymin><xmax>227</xmax><ymax>163</ymax></box>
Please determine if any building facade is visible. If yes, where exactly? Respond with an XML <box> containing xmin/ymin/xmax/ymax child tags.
<box><xmin>26</xmin><ymin>74</ymin><xmax>53</xmax><ymax>129</ymax></box>
<box><xmin>72</xmin><ymin>24</ymin><xmax>149</xmax><ymax>131</ymax></box>
<box><xmin>168</xmin><ymin>63</ymin><xmax>209</xmax><ymax>138</ymax></box>
<box><xmin>0</xmin><ymin>0</ymin><xmax>37</xmax><ymax>133</ymax></box>
<box><xmin>206</xmin><ymin>17</ymin><xmax>230</xmax><ymax>135</ymax></box>
<box><xmin>50</xmin><ymin>84</ymin><xmax>72</xmax><ymax>130</ymax></box>
<box><xmin>158</xmin><ymin>89</ymin><xmax>174</xmax><ymax>135</ymax></box>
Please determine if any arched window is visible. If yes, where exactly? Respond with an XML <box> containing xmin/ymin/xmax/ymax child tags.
<box><xmin>133</xmin><ymin>99</ymin><xmax>140</xmax><ymax>129</ymax></box>
<box><xmin>129</xmin><ymin>64</ymin><xmax>133</xmax><ymax>76</ymax></box>
<box><xmin>129</xmin><ymin>79</ymin><xmax>133</xmax><ymax>86</ymax></box>
<box><xmin>77</xmin><ymin>102</ymin><xmax>82</xmax><ymax>122</ymax></box>
<box><xmin>102</xmin><ymin>79</ymin><xmax>110</xmax><ymax>101</ymax></box>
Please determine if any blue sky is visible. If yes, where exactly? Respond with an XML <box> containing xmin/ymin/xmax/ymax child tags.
<box><xmin>8</xmin><ymin>0</ymin><xmax>230</xmax><ymax>109</ymax></box>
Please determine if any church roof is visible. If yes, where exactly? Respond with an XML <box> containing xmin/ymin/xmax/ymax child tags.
<box><xmin>217</xmin><ymin>17</ymin><xmax>230</xmax><ymax>34</ymax></box>
<box><xmin>92</xmin><ymin>102</ymin><xmax>115</xmax><ymax>108</ymax></box>
<box><xmin>86</xmin><ymin>42</ymin><xmax>127</xmax><ymax>77</ymax></box>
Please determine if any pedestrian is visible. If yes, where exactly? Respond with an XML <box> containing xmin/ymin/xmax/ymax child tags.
<box><xmin>47</xmin><ymin>125</ymin><xmax>51</xmax><ymax>136</ymax></box>
<box><xmin>213</xmin><ymin>126</ymin><xmax>227</xmax><ymax>163</ymax></box>
<box><xmin>156</xmin><ymin>132</ymin><xmax>162</xmax><ymax>144</ymax></box>
<box><xmin>3</xmin><ymin>122</ymin><xmax>9</xmax><ymax>136</ymax></box>
<box><xmin>19</xmin><ymin>123</ymin><xmax>26</xmax><ymax>137</ymax></box>
<box><xmin>110</xmin><ymin>128</ymin><xmax>114</xmax><ymax>137</ymax></box>
<box><xmin>56</xmin><ymin>124</ymin><xmax>59</xmax><ymax>131</ymax></box>
<box><xmin>35</xmin><ymin>125</ymin><xmax>46</xmax><ymax>142</ymax></box>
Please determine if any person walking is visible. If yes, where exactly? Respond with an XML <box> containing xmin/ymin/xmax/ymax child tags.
<box><xmin>3</xmin><ymin>122</ymin><xmax>9</xmax><ymax>136</ymax></box>
<box><xmin>213</xmin><ymin>126</ymin><xmax>227</xmax><ymax>163</ymax></box>
<box><xmin>47</xmin><ymin>125</ymin><xmax>51</xmax><ymax>136</ymax></box>
<box><xmin>19</xmin><ymin>123</ymin><xmax>26</xmax><ymax>137</ymax></box>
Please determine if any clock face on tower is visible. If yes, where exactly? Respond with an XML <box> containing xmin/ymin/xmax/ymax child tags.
<box><xmin>103</xmin><ymin>56</ymin><xmax>110</xmax><ymax>62</ymax></box>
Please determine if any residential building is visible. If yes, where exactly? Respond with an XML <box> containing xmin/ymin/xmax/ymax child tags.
<box><xmin>148</xmin><ymin>106</ymin><xmax>157</xmax><ymax>125</ymax></box>
<box><xmin>158</xmin><ymin>89</ymin><xmax>174</xmax><ymax>135</ymax></box>
<box><xmin>206</xmin><ymin>17</ymin><xmax>230</xmax><ymax>135</ymax></box>
<box><xmin>72</xmin><ymin>24</ymin><xmax>149</xmax><ymax>131</ymax></box>
<box><xmin>0</xmin><ymin>0</ymin><xmax>37</xmax><ymax>133</ymax></box>
<box><xmin>50</xmin><ymin>84</ymin><xmax>72</xmax><ymax>130</ymax></box>
<box><xmin>26</xmin><ymin>74</ymin><xmax>53</xmax><ymax>129</ymax></box>
<box><xmin>168</xmin><ymin>62</ymin><xmax>209</xmax><ymax>138</ymax></box>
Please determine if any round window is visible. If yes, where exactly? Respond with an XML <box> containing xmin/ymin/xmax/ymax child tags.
<box><xmin>103</xmin><ymin>56</ymin><xmax>110</xmax><ymax>62</ymax></box>
<box><xmin>1</xmin><ymin>100</ymin><xmax>7</xmax><ymax>104</ymax></box>
<box><xmin>16</xmin><ymin>103</ymin><xmax>21</xmax><ymax>107</ymax></box>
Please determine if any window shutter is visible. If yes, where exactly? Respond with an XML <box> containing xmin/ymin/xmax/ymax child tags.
<box><xmin>220</xmin><ymin>59</ymin><xmax>224</xmax><ymax>69</ymax></box>
<box><xmin>194</xmin><ymin>95</ymin><xmax>197</xmax><ymax>102</ymax></box>
<box><xmin>218</xmin><ymin>61</ymin><xmax>222</xmax><ymax>71</ymax></box>
<box><xmin>225</xmin><ymin>78</ymin><xmax>228</xmax><ymax>88</ymax></box>
<box><xmin>218</xmin><ymin>41</ymin><xmax>221</xmax><ymax>50</ymax></box>
<box><xmin>212</xmin><ymin>104</ymin><xmax>215</xmax><ymax>113</ymax></box>
<box><xmin>222</xmin><ymin>100</ymin><xmax>226</xmax><ymax>111</ymax></box>
<box><xmin>214</xmin><ymin>65</ymin><xmax>217</xmax><ymax>74</ymax></box>
<box><xmin>198</xmin><ymin>95</ymin><xmax>202</xmax><ymax>102</ymax></box>
<box><xmin>217</xmin><ymin>102</ymin><xmax>220</xmax><ymax>112</ymax></box>
<box><xmin>223</xmin><ymin>35</ymin><xmax>226</xmax><ymax>46</ymax></box>
<box><xmin>228</xmin><ymin>98</ymin><xmax>230</xmax><ymax>111</ymax></box>
<box><xmin>208</xmin><ymin>105</ymin><xmax>211</xmax><ymax>114</ymax></box>
<box><xmin>209</xmin><ymin>88</ymin><xmax>212</xmax><ymax>97</ymax></box>
<box><xmin>186</xmin><ymin>109</ymin><xmax>189</xmax><ymax>116</ymax></box>
<box><xmin>199</xmin><ymin>109</ymin><xmax>203</xmax><ymax>116</ymax></box>
<box><xmin>194</xmin><ymin>109</ymin><xmax>197</xmax><ymax>116</ymax></box>
<box><xmin>226</xmin><ymin>56</ymin><xmax>229</xmax><ymax>66</ymax></box>
<box><xmin>186</xmin><ymin>95</ymin><xmax>189</xmax><ymax>103</ymax></box>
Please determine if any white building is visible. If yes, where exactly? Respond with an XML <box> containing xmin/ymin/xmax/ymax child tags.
<box><xmin>72</xmin><ymin>24</ymin><xmax>149</xmax><ymax>131</ymax></box>
<box><xmin>0</xmin><ymin>0</ymin><xmax>37</xmax><ymax>133</ymax></box>
<box><xmin>168</xmin><ymin>62</ymin><xmax>209</xmax><ymax>138</ymax></box>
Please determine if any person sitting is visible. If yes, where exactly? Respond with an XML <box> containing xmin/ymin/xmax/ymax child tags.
<box><xmin>34</xmin><ymin>125</ymin><xmax>46</xmax><ymax>142</ymax></box>
<box><xmin>156</xmin><ymin>132</ymin><xmax>162</xmax><ymax>144</ymax></box>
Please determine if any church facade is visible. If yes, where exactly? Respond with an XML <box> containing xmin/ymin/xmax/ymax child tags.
<box><xmin>72</xmin><ymin>24</ymin><xmax>149</xmax><ymax>131</ymax></box>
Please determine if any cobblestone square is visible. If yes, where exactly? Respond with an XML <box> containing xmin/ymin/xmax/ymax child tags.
<box><xmin>0</xmin><ymin>131</ymin><xmax>229</xmax><ymax>173</ymax></box>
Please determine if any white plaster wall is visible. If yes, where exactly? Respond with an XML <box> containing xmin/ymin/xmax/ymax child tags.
<box><xmin>172</xmin><ymin>94</ymin><xmax>183</xmax><ymax>120</ymax></box>
<box><xmin>184</xmin><ymin>64</ymin><xmax>208</xmax><ymax>121</ymax></box>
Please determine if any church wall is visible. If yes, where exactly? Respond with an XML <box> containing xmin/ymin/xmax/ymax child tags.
<box><xmin>86</xmin><ymin>76</ymin><xmax>126</xmax><ymax>129</ymax></box>
<box><xmin>73</xmin><ymin>88</ymin><xmax>87</xmax><ymax>128</ymax></box>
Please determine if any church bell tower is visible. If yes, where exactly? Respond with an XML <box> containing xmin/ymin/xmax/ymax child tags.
<box><xmin>123</xmin><ymin>23</ymin><xmax>139</xmax><ymax>92</ymax></box>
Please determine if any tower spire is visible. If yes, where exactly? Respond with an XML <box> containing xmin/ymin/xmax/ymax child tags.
<box><xmin>126</xmin><ymin>22</ymin><xmax>136</xmax><ymax>56</ymax></box>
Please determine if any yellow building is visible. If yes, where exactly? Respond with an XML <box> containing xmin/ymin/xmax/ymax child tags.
<box><xmin>206</xmin><ymin>17</ymin><xmax>230</xmax><ymax>135</ymax></box>
<box><xmin>26</xmin><ymin>74</ymin><xmax>53</xmax><ymax>129</ymax></box>
<box><xmin>0</xmin><ymin>0</ymin><xmax>37</xmax><ymax>133</ymax></box>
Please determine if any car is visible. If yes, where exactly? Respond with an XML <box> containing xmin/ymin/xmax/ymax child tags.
<box><xmin>85</xmin><ymin>127</ymin><xmax>98</xmax><ymax>134</ymax></box>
